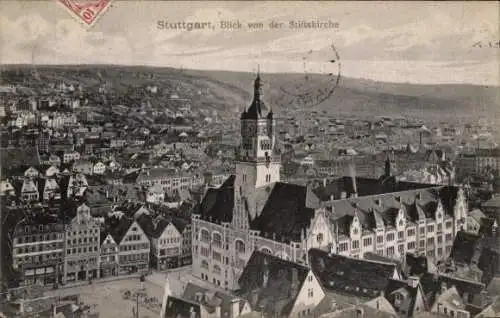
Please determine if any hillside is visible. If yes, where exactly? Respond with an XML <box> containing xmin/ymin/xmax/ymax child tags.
<box><xmin>2</xmin><ymin>64</ymin><xmax>499</xmax><ymax>122</ymax></box>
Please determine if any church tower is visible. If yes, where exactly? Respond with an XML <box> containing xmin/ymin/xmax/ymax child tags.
<box><xmin>233</xmin><ymin>71</ymin><xmax>281</xmax><ymax>229</ymax></box>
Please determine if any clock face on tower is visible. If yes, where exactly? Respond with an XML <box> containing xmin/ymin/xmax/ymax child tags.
<box><xmin>245</xmin><ymin>124</ymin><xmax>256</xmax><ymax>136</ymax></box>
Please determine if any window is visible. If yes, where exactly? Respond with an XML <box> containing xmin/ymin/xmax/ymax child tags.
<box><xmin>212</xmin><ymin>251</ymin><xmax>222</xmax><ymax>262</ymax></box>
<box><xmin>212</xmin><ymin>233</ymin><xmax>222</xmax><ymax>248</ymax></box>
<box><xmin>437</xmin><ymin>224</ymin><xmax>442</xmax><ymax>232</ymax></box>
<box><xmin>377</xmin><ymin>236</ymin><xmax>383</xmax><ymax>244</ymax></box>
<box><xmin>387</xmin><ymin>233</ymin><xmax>395</xmax><ymax>241</ymax></box>
<box><xmin>308</xmin><ymin>288</ymin><xmax>314</xmax><ymax>298</ymax></box>
<box><xmin>201</xmin><ymin>260</ymin><xmax>209</xmax><ymax>269</ymax></box>
<box><xmin>308</xmin><ymin>275</ymin><xmax>313</xmax><ymax>282</ymax></box>
<box><xmin>316</xmin><ymin>233</ymin><xmax>324</xmax><ymax>243</ymax></box>
<box><xmin>420</xmin><ymin>227</ymin><xmax>425</xmax><ymax>235</ymax></box>
<box><xmin>352</xmin><ymin>240</ymin><xmax>359</xmax><ymax>249</ymax></box>
<box><xmin>408</xmin><ymin>242</ymin><xmax>416</xmax><ymax>250</ymax></box>
<box><xmin>407</xmin><ymin>229</ymin><xmax>415</xmax><ymax>237</ymax></box>
<box><xmin>386</xmin><ymin>246</ymin><xmax>395</xmax><ymax>256</ymax></box>
<box><xmin>398</xmin><ymin>244</ymin><xmax>404</xmax><ymax>253</ymax></box>
<box><xmin>427</xmin><ymin>237</ymin><xmax>434</xmax><ymax>246</ymax></box>
<box><xmin>445</xmin><ymin>221</ymin><xmax>452</xmax><ymax>229</ymax></box>
<box><xmin>445</xmin><ymin>234</ymin><xmax>452</xmax><ymax>242</ymax></box>
<box><xmin>338</xmin><ymin>242</ymin><xmax>349</xmax><ymax>252</ymax></box>
<box><xmin>235</xmin><ymin>240</ymin><xmax>245</xmax><ymax>254</ymax></box>
<box><xmin>398</xmin><ymin>231</ymin><xmax>404</xmax><ymax>240</ymax></box>
<box><xmin>200</xmin><ymin>229</ymin><xmax>210</xmax><ymax>243</ymax></box>
<box><xmin>427</xmin><ymin>225</ymin><xmax>434</xmax><ymax>233</ymax></box>
<box><xmin>201</xmin><ymin>247</ymin><xmax>209</xmax><ymax>257</ymax></box>
<box><xmin>363</xmin><ymin>237</ymin><xmax>372</xmax><ymax>247</ymax></box>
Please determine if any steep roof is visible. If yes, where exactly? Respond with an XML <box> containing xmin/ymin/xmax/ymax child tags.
<box><xmin>237</xmin><ymin>250</ymin><xmax>310</xmax><ymax>317</ymax></box>
<box><xmin>106</xmin><ymin>216</ymin><xmax>134</xmax><ymax>244</ymax></box>
<box><xmin>164</xmin><ymin>296</ymin><xmax>201</xmax><ymax>318</ymax></box>
<box><xmin>309</xmin><ymin>248</ymin><xmax>398</xmax><ymax>298</ymax></box>
<box><xmin>241</xmin><ymin>74</ymin><xmax>269</xmax><ymax>120</ymax></box>
<box><xmin>384</xmin><ymin>279</ymin><xmax>423</xmax><ymax>316</ymax></box>
<box><xmin>249</xmin><ymin>182</ymin><xmax>319</xmax><ymax>242</ymax></box>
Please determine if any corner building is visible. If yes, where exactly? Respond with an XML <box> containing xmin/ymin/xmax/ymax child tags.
<box><xmin>191</xmin><ymin>73</ymin><xmax>469</xmax><ymax>291</ymax></box>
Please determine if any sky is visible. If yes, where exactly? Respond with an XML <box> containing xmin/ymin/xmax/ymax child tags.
<box><xmin>0</xmin><ymin>1</ymin><xmax>499</xmax><ymax>85</ymax></box>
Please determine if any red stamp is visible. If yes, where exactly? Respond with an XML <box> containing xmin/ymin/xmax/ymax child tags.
<box><xmin>57</xmin><ymin>0</ymin><xmax>113</xmax><ymax>26</ymax></box>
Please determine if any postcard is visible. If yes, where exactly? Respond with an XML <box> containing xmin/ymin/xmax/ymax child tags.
<box><xmin>0</xmin><ymin>1</ymin><xmax>499</xmax><ymax>318</ymax></box>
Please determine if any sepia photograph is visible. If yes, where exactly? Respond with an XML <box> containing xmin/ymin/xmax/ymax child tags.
<box><xmin>0</xmin><ymin>1</ymin><xmax>499</xmax><ymax>317</ymax></box>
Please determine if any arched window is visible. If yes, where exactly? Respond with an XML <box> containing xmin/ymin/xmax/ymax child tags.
<box><xmin>260</xmin><ymin>247</ymin><xmax>272</xmax><ymax>254</ymax></box>
<box><xmin>235</xmin><ymin>240</ymin><xmax>245</xmax><ymax>254</ymax></box>
<box><xmin>317</xmin><ymin>233</ymin><xmax>324</xmax><ymax>243</ymax></box>
<box><xmin>213</xmin><ymin>265</ymin><xmax>221</xmax><ymax>274</ymax></box>
<box><xmin>200</xmin><ymin>229</ymin><xmax>210</xmax><ymax>243</ymax></box>
<box><xmin>201</xmin><ymin>260</ymin><xmax>209</xmax><ymax>269</ymax></box>
<box><xmin>212</xmin><ymin>232</ymin><xmax>222</xmax><ymax>248</ymax></box>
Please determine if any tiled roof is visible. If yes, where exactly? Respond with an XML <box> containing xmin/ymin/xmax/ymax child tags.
<box><xmin>249</xmin><ymin>182</ymin><xmax>319</xmax><ymax>242</ymax></box>
<box><xmin>384</xmin><ymin>279</ymin><xmax>422</xmax><ymax>317</ymax></box>
<box><xmin>237</xmin><ymin>250</ymin><xmax>310</xmax><ymax>317</ymax></box>
<box><xmin>106</xmin><ymin>216</ymin><xmax>134</xmax><ymax>244</ymax></box>
<box><xmin>326</xmin><ymin>186</ymin><xmax>461</xmax><ymax>233</ymax></box>
<box><xmin>450</xmin><ymin>231</ymin><xmax>482</xmax><ymax>264</ymax></box>
<box><xmin>309</xmin><ymin>248</ymin><xmax>397</xmax><ymax>298</ymax></box>
<box><xmin>182</xmin><ymin>283</ymin><xmax>246</xmax><ymax>317</ymax></box>
<box><xmin>164</xmin><ymin>296</ymin><xmax>201</xmax><ymax>318</ymax></box>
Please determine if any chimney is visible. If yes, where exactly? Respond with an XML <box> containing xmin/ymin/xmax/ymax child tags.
<box><xmin>407</xmin><ymin>276</ymin><xmax>419</xmax><ymax>288</ymax></box>
<box><xmin>230</xmin><ymin>298</ymin><xmax>240</xmax><ymax>318</ymax></box>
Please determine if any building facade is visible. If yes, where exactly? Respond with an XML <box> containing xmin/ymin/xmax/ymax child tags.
<box><xmin>99</xmin><ymin>233</ymin><xmax>119</xmax><ymax>278</ymax></box>
<box><xmin>63</xmin><ymin>204</ymin><xmax>100</xmax><ymax>284</ymax></box>
<box><xmin>115</xmin><ymin>220</ymin><xmax>150</xmax><ymax>275</ymax></box>
<box><xmin>191</xmin><ymin>73</ymin><xmax>470</xmax><ymax>291</ymax></box>
<box><xmin>12</xmin><ymin>216</ymin><xmax>65</xmax><ymax>287</ymax></box>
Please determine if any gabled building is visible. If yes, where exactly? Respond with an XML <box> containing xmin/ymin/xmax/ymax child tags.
<box><xmin>192</xmin><ymin>73</ymin><xmax>469</xmax><ymax>291</ymax></box>
<box><xmin>151</xmin><ymin>217</ymin><xmax>183</xmax><ymax>270</ymax></box>
<box><xmin>235</xmin><ymin>250</ymin><xmax>325</xmax><ymax>318</ymax></box>
<box><xmin>384</xmin><ymin>277</ymin><xmax>427</xmax><ymax>317</ymax></box>
<box><xmin>20</xmin><ymin>178</ymin><xmax>39</xmax><ymax>202</ymax></box>
<box><xmin>11</xmin><ymin>214</ymin><xmax>65</xmax><ymax>287</ymax></box>
<box><xmin>182</xmin><ymin>283</ymin><xmax>251</xmax><ymax>318</ymax></box>
<box><xmin>99</xmin><ymin>232</ymin><xmax>119</xmax><ymax>278</ymax></box>
<box><xmin>63</xmin><ymin>203</ymin><xmax>100</xmax><ymax>284</ymax></box>
<box><xmin>107</xmin><ymin>216</ymin><xmax>150</xmax><ymax>275</ymax></box>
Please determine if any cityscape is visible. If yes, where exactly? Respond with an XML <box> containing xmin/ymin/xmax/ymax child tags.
<box><xmin>1</xmin><ymin>1</ymin><xmax>500</xmax><ymax>318</ymax></box>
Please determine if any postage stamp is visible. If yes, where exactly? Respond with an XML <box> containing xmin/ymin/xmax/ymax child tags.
<box><xmin>57</xmin><ymin>0</ymin><xmax>113</xmax><ymax>27</ymax></box>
